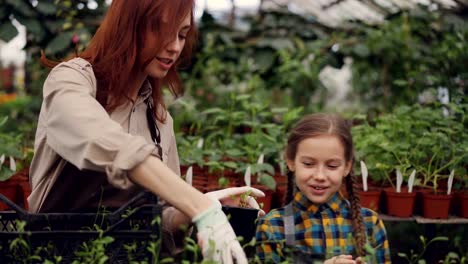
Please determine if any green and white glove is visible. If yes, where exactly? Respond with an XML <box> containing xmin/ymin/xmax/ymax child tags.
<box><xmin>193</xmin><ymin>200</ymin><xmax>248</xmax><ymax>264</ymax></box>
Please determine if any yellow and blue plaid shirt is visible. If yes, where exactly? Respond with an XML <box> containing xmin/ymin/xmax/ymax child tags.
<box><xmin>255</xmin><ymin>192</ymin><xmax>391</xmax><ymax>263</ymax></box>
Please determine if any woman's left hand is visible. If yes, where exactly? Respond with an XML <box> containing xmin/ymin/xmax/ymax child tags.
<box><xmin>205</xmin><ymin>186</ymin><xmax>266</xmax><ymax>216</ymax></box>
<box><xmin>324</xmin><ymin>255</ymin><xmax>356</xmax><ymax>264</ymax></box>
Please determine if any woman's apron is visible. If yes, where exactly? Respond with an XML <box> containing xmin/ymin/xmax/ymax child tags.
<box><xmin>40</xmin><ymin>98</ymin><xmax>162</xmax><ymax>213</ymax></box>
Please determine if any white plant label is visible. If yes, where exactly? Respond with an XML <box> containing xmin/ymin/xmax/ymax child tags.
<box><xmin>396</xmin><ymin>169</ymin><xmax>403</xmax><ymax>193</ymax></box>
<box><xmin>244</xmin><ymin>166</ymin><xmax>251</xmax><ymax>187</ymax></box>
<box><xmin>197</xmin><ymin>138</ymin><xmax>204</xmax><ymax>149</ymax></box>
<box><xmin>407</xmin><ymin>170</ymin><xmax>416</xmax><ymax>193</ymax></box>
<box><xmin>257</xmin><ymin>153</ymin><xmax>264</xmax><ymax>164</ymax></box>
<box><xmin>186</xmin><ymin>166</ymin><xmax>193</xmax><ymax>186</ymax></box>
<box><xmin>360</xmin><ymin>161</ymin><xmax>368</xmax><ymax>192</ymax></box>
<box><xmin>0</xmin><ymin>154</ymin><xmax>4</xmax><ymax>165</ymax></box>
<box><xmin>447</xmin><ymin>170</ymin><xmax>454</xmax><ymax>195</ymax></box>
<box><xmin>9</xmin><ymin>156</ymin><xmax>16</xmax><ymax>172</ymax></box>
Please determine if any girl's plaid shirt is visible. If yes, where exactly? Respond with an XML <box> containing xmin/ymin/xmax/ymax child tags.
<box><xmin>255</xmin><ymin>192</ymin><xmax>391</xmax><ymax>263</ymax></box>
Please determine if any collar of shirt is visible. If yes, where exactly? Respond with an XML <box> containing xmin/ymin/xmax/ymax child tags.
<box><xmin>292</xmin><ymin>190</ymin><xmax>349</xmax><ymax>215</ymax></box>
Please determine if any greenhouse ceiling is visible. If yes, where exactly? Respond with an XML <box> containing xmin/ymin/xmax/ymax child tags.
<box><xmin>260</xmin><ymin>0</ymin><xmax>467</xmax><ymax>27</ymax></box>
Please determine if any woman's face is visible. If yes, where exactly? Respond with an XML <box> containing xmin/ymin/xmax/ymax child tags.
<box><xmin>144</xmin><ymin>12</ymin><xmax>191</xmax><ymax>79</ymax></box>
<box><xmin>287</xmin><ymin>135</ymin><xmax>351</xmax><ymax>204</ymax></box>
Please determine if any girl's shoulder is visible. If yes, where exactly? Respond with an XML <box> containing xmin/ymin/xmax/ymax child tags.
<box><xmin>360</xmin><ymin>207</ymin><xmax>378</xmax><ymax>217</ymax></box>
<box><xmin>360</xmin><ymin>207</ymin><xmax>381</xmax><ymax>226</ymax></box>
<box><xmin>260</xmin><ymin>207</ymin><xmax>286</xmax><ymax>223</ymax></box>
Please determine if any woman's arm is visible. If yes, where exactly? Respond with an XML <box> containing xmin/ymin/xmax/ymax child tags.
<box><xmin>130</xmin><ymin>155</ymin><xmax>212</xmax><ymax>218</ymax></box>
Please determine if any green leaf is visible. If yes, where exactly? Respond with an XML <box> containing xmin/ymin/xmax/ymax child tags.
<box><xmin>6</xmin><ymin>0</ymin><xmax>35</xmax><ymax>16</ymax></box>
<box><xmin>353</xmin><ymin>44</ymin><xmax>370</xmax><ymax>58</ymax></box>
<box><xmin>201</xmin><ymin>108</ymin><xmax>224</xmax><ymax>115</ymax></box>
<box><xmin>393</xmin><ymin>79</ymin><xmax>408</xmax><ymax>86</ymax></box>
<box><xmin>0</xmin><ymin>166</ymin><xmax>16</xmax><ymax>181</ymax></box>
<box><xmin>15</xmin><ymin>17</ymin><xmax>44</xmax><ymax>41</ymax></box>
<box><xmin>45</xmin><ymin>31</ymin><xmax>74</xmax><ymax>55</ymax></box>
<box><xmin>259</xmin><ymin>174</ymin><xmax>276</xmax><ymax>190</ymax></box>
<box><xmin>253</xmin><ymin>49</ymin><xmax>276</xmax><ymax>73</ymax></box>
<box><xmin>223</xmin><ymin>161</ymin><xmax>237</xmax><ymax>169</ymax></box>
<box><xmin>428</xmin><ymin>236</ymin><xmax>449</xmax><ymax>243</ymax></box>
<box><xmin>0</xmin><ymin>6</ymin><xmax>8</xmax><ymax>20</ymax></box>
<box><xmin>0</xmin><ymin>20</ymin><xmax>19</xmax><ymax>42</ymax></box>
<box><xmin>36</xmin><ymin>2</ymin><xmax>57</xmax><ymax>15</ymax></box>
<box><xmin>0</xmin><ymin>116</ymin><xmax>7</xmax><ymax>127</ymax></box>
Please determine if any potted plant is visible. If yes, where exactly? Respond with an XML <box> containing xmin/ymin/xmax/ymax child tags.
<box><xmin>383</xmin><ymin>169</ymin><xmax>417</xmax><ymax>217</ymax></box>
<box><xmin>456</xmin><ymin>192</ymin><xmax>468</xmax><ymax>219</ymax></box>
<box><xmin>177</xmin><ymin>134</ymin><xmax>209</xmax><ymax>191</ymax></box>
<box><xmin>352</xmin><ymin>114</ymin><xmax>396</xmax><ymax>189</ymax></box>
<box><xmin>354</xmin><ymin>161</ymin><xmax>382</xmax><ymax>212</ymax></box>
<box><xmin>236</xmin><ymin>127</ymin><xmax>283</xmax><ymax>212</ymax></box>
<box><xmin>352</xmin><ymin>114</ymin><xmax>401</xmax><ymax>212</ymax></box>
<box><xmin>263</xmin><ymin>106</ymin><xmax>302</xmax><ymax>208</ymax></box>
<box><xmin>408</xmin><ymin>104</ymin><xmax>466</xmax><ymax>219</ymax></box>
<box><xmin>0</xmin><ymin>117</ymin><xmax>25</xmax><ymax>210</ymax></box>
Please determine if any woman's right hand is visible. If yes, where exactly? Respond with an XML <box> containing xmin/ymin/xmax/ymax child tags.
<box><xmin>130</xmin><ymin>156</ymin><xmax>247</xmax><ymax>263</ymax></box>
<box><xmin>205</xmin><ymin>186</ymin><xmax>266</xmax><ymax>216</ymax></box>
<box><xmin>193</xmin><ymin>200</ymin><xmax>247</xmax><ymax>264</ymax></box>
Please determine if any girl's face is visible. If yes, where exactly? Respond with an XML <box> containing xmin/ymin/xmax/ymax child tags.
<box><xmin>287</xmin><ymin>135</ymin><xmax>351</xmax><ymax>205</ymax></box>
<box><xmin>144</xmin><ymin>12</ymin><xmax>191</xmax><ymax>79</ymax></box>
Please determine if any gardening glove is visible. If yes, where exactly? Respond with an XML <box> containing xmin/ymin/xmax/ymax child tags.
<box><xmin>205</xmin><ymin>186</ymin><xmax>266</xmax><ymax>216</ymax></box>
<box><xmin>193</xmin><ymin>200</ymin><xmax>248</xmax><ymax>264</ymax></box>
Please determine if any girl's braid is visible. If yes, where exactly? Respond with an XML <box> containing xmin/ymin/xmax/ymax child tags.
<box><xmin>345</xmin><ymin>172</ymin><xmax>366</xmax><ymax>257</ymax></box>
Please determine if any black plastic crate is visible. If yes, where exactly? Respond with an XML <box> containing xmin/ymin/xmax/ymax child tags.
<box><xmin>0</xmin><ymin>192</ymin><xmax>163</xmax><ymax>263</ymax></box>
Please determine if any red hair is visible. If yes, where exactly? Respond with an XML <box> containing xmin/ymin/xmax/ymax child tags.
<box><xmin>41</xmin><ymin>0</ymin><xmax>197</xmax><ymax>122</ymax></box>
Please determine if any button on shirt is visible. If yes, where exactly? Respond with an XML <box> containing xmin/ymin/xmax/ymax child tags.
<box><xmin>255</xmin><ymin>192</ymin><xmax>391</xmax><ymax>263</ymax></box>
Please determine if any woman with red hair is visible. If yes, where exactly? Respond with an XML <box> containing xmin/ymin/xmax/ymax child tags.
<box><xmin>28</xmin><ymin>1</ymin><xmax>260</xmax><ymax>263</ymax></box>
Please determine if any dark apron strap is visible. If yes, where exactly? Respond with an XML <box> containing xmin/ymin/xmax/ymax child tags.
<box><xmin>145</xmin><ymin>98</ymin><xmax>163</xmax><ymax>161</ymax></box>
<box><xmin>283</xmin><ymin>202</ymin><xmax>326</xmax><ymax>263</ymax></box>
<box><xmin>284</xmin><ymin>202</ymin><xmax>295</xmax><ymax>247</ymax></box>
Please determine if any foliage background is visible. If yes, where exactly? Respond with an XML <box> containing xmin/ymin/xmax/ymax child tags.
<box><xmin>0</xmin><ymin>0</ymin><xmax>467</xmax><ymax>262</ymax></box>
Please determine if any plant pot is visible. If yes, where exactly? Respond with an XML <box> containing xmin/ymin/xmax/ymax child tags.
<box><xmin>422</xmin><ymin>192</ymin><xmax>453</xmax><ymax>219</ymax></box>
<box><xmin>455</xmin><ymin>192</ymin><xmax>468</xmax><ymax>218</ymax></box>
<box><xmin>272</xmin><ymin>174</ymin><xmax>288</xmax><ymax>208</ymax></box>
<box><xmin>0</xmin><ymin>180</ymin><xmax>18</xmax><ymax>210</ymax></box>
<box><xmin>413</xmin><ymin>187</ymin><xmax>433</xmax><ymax>216</ymax></box>
<box><xmin>383</xmin><ymin>187</ymin><xmax>416</xmax><ymax>217</ymax></box>
<box><xmin>204</xmin><ymin>183</ymin><xmax>221</xmax><ymax>193</ymax></box>
<box><xmin>18</xmin><ymin>181</ymin><xmax>32</xmax><ymax>210</ymax></box>
<box><xmin>224</xmin><ymin>170</ymin><xmax>241</xmax><ymax>187</ymax></box>
<box><xmin>273</xmin><ymin>185</ymin><xmax>287</xmax><ymax>209</ymax></box>
<box><xmin>222</xmin><ymin>205</ymin><xmax>258</xmax><ymax>249</ymax></box>
<box><xmin>191</xmin><ymin>179</ymin><xmax>207</xmax><ymax>192</ymax></box>
<box><xmin>204</xmin><ymin>172</ymin><xmax>239</xmax><ymax>193</ymax></box>
<box><xmin>357</xmin><ymin>189</ymin><xmax>381</xmax><ymax>212</ymax></box>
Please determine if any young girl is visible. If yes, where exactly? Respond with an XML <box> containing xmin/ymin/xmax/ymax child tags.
<box><xmin>28</xmin><ymin>1</ymin><xmax>262</xmax><ymax>263</ymax></box>
<box><xmin>255</xmin><ymin>113</ymin><xmax>391</xmax><ymax>263</ymax></box>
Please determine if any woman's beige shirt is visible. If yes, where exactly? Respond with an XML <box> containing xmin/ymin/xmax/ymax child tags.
<box><xmin>29</xmin><ymin>57</ymin><xmax>181</xmax><ymax>211</ymax></box>
<box><xmin>28</xmin><ymin>58</ymin><xmax>183</xmax><ymax>251</ymax></box>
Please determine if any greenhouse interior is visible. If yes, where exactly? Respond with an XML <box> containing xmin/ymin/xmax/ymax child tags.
<box><xmin>0</xmin><ymin>0</ymin><xmax>467</xmax><ymax>263</ymax></box>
